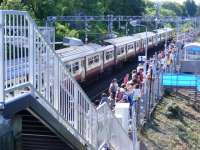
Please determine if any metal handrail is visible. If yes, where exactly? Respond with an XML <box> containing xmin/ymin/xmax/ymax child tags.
<box><xmin>97</xmin><ymin>102</ymin><xmax>134</xmax><ymax>150</ymax></box>
<box><xmin>0</xmin><ymin>10</ymin><xmax>133</xmax><ymax>149</ymax></box>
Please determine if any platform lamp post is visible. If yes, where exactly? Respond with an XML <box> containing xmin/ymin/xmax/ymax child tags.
<box><xmin>160</xmin><ymin>21</ymin><xmax>168</xmax><ymax>54</ymax></box>
<box><xmin>130</xmin><ymin>20</ymin><xmax>149</xmax><ymax>119</ymax></box>
<box><xmin>130</xmin><ymin>21</ymin><xmax>148</xmax><ymax>75</ymax></box>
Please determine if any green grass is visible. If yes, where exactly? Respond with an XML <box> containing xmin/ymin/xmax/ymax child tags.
<box><xmin>139</xmin><ymin>93</ymin><xmax>200</xmax><ymax>150</ymax></box>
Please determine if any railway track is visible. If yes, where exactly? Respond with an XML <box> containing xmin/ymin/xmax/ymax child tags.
<box><xmin>81</xmin><ymin>42</ymin><xmax>166</xmax><ymax>102</ymax></box>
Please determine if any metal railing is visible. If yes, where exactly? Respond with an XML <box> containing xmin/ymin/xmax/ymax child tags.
<box><xmin>0</xmin><ymin>10</ymin><xmax>133</xmax><ymax>149</ymax></box>
<box><xmin>97</xmin><ymin>102</ymin><xmax>134</xmax><ymax>150</ymax></box>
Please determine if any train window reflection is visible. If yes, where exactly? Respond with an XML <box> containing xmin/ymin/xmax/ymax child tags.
<box><xmin>106</xmin><ymin>51</ymin><xmax>113</xmax><ymax>60</ymax></box>
<box><xmin>128</xmin><ymin>44</ymin><xmax>134</xmax><ymax>50</ymax></box>
<box><xmin>88</xmin><ymin>55</ymin><xmax>99</xmax><ymax>66</ymax></box>
<box><xmin>72</xmin><ymin>62</ymin><xmax>79</xmax><ymax>73</ymax></box>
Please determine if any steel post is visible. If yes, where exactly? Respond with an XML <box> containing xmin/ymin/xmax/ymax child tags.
<box><xmin>0</xmin><ymin>10</ymin><xmax>4</xmax><ymax>109</ymax></box>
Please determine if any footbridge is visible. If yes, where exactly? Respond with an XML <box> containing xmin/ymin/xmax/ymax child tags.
<box><xmin>0</xmin><ymin>10</ymin><xmax>134</xmax><ymax>150</ymax></box>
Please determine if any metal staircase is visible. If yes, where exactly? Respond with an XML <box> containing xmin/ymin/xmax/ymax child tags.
<box><xmin>0</xmin><ymin>10</ymin><xmax>134</xmax><ymax>149</ymax></box>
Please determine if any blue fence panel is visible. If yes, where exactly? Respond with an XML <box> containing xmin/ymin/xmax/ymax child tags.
<box><xmin>162</xmin><ymin>73</ymin><xmax>200</xmax><ymax>91</ymax></box>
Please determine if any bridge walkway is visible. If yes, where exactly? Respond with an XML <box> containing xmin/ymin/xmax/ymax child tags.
<box><xmin>0</xmin><ymin>10</ymin><xmax>134</xmax><ymax>150</ymax></box>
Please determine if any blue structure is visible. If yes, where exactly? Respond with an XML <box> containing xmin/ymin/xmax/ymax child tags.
<box><xmin>162</xmin><ymin>73</ymin><xmax>200</xmax><ymax>91</ymax></box>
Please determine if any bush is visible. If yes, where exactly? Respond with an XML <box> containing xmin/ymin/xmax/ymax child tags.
<box><xmin>165</xmin><ymin>103</ymin><xmax>183</xmax><ymax>120</ymax></box>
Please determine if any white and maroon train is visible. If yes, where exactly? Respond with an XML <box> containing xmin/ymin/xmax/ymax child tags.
<box><xmin>56</xmin><ymin>28</ymin><xmax>174</xmax><ymax>82</ymax></box>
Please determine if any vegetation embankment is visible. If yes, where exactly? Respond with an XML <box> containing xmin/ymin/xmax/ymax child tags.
<box><xmin>140</xmin><ymin>92</ymin><xmax>200</xmax><ymax>150</ymax></box>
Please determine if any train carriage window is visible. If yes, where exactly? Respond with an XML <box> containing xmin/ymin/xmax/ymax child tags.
<box><xmin>128</xmin><ymin>44</ymin><xmax>134</xmax><ymax>51</ymax></box>
<box><xmin>106</xmin><ymin>51</ymin><xmax>113</xmax><ymax>60</ymax></box>
<box><xmin>66</xmin><ymin>64</ymin><xmax>72</xmax><ymax>73</ymax></box>
<box><xmin>117</xmin><ymin>47</ymin><xmax>125</xmax><ymax>56</ymax></box>
<box><xmin>149</xmin><ymin>37</ymin><xmax>152</xmax><ymax>43</ymax></box>
<box><xmin>94</xmin><ymin>55</ymin><xmax>99</xmax><ymax>63</ymax></box>
<box><xmin>88</xmin><ymin>57</ymin><xmax>93</xmax><ymax>65</ymax></box>
<box><xmin>88</xmin><ymin>55</ymin><xmax>100</xmax><ymax>66</ymax></box>
<box><xmin>136</xmin><ymin>42</ymin><xmax>139</xmax><ymax>49</ymax></box>
<box><xmin>72</xmin><ymin>62</ymin><xmax>79</xmax><ymax>74</ymax></box>
<box><xmin>121</xmin><ymin>47</ymin><xmax>125</xmax><ymax>53</ymax></box>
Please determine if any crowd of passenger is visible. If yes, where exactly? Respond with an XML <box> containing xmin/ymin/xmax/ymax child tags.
<box><xmin>97</xmin><ymin>42</ymin><xmax>179</xmax><ymax>116</ymax></box>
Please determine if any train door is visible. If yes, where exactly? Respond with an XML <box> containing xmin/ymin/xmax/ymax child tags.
<box><xmin>81</xmin><ymin>57</ymin><xmax>86</xmax><ymax>81</ymax></box>
<box><xmin>100</xmin><ymin>52</ymin><xmax>104</xmax><ymax>73</ymax></box>
<box><xmin>140</xmin><ymin>40</ymin><xmax>143</xmax><ymax>51</ymax></box>
<box><xmin>134</xmin><ymin>41</ymin><xmax>136</xmax><ymax>55</ymax></box>
<box><xmin>114</xmin><ymin>45</ymin><xmax>117</xmax><ymax>65</ymax></box>
<box><xmin>125</xmin><ymin>44</ymin><xmax>128</xmax><ymax>61</ymax></box>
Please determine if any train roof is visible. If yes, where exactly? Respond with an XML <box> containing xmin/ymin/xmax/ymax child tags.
<box><xmin>56</xmin><ymin>43</ymin><xmax>114</xmax><ymax>62</ymax></box>
<box><xmin>104</xmin><ymin>36</ymin><xmax>138</xmax><ymax>46</ymax></box>
<box><xmin>105</xmin><ymin>31</ymin><xmax>160</xmax><ymax>46</ymax></box>
<box><xmin>132</xmin><ymin>32</ymin><xmax>156</xmax><ymax>39</ymax></box>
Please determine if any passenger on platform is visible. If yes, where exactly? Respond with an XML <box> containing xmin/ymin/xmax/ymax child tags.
<box><xmin>123</xmin><ymin>73</ymin><xmax>129</xmax><ymax>85</ymax></box>
<box><xmin>109</xmin><ymin>78</ymin><xmax>118</xmax><ymax>98</ymax></box>
<box><xmin>121</xmin><ymin>94</ymin><xmax>129</xmax><ymax>103</ymax></box>
<box><xmin>100</xmin><ymin>93</ymin><xmax>109</xmax><ymax>104</ymax></box>
<box><xmin>136</xmin><ymin>72</ymin><xmax>142</xmax><ymax>85</ymax></box>
<box><xmin>137</xmin><ymin>63</ymin><xmax>143</xmax><ymax>73</ymax></box>
<box><xmin>158</xmin><ymin>51</ymin><xmax>162</xmax><ymax>60</ymax></box>
<box><xmin>108</xmin><ymin>93</ymin><xmax>115</xmax><ymax>111</ymax></box>
<box><xmin>131</xmin><ymin>70</ymin><xmax>137</xmax><ymax>80</ymax></box>
<box><xmin>132</xmin><ymin>78</ymin><xmax>138</xmax><ymax>86</ymax></box>
<box><xmin>133</xmin><ymin>84</ymin><xmax>141</xmax><ymax>125</ymax></box>
<box><xmin>166</xmin><ymin>54</ymin><xmax>172</xmax><ymax>72</ymax></box>
<box><xmin>127</xmin><ymin>83</ymin><xmax>134</xmax><ymax>101</ymax></box>
<box><xmin>147</xmin><ymin>65</ymin><xmax>153</xmax><ymax>80</ymax></box>
<box><xmin>115</xmin><ymin>83</ymin><xmax>126</xmax><ymax>102</ymax></box>
<box><xmin>126</xmin><ymin>82</ymin><xmax>135</xmax><ymax>117</ymax></box>
<box><xmin>139</xmin><ymin>68</ymin><xmax>144</xmax><ymax>82</ymax></box>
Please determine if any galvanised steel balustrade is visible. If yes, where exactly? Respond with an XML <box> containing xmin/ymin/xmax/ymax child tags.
<box><xmin>97</xmin><ymin>102</ymin><xmax>134</xmax><ymax>150</ymax></box>
<box><xmin>0</xmin><ymin>10</ymin><xmax>134</xmax><ymax>149</ymax></box>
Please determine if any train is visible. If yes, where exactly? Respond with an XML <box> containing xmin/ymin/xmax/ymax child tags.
<box><xmin>56</xmin><ymin>28</ymin><xmax>174</xmax><ymax>82</ymax></box>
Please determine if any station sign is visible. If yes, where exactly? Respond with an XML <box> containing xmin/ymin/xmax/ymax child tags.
<box><xmin>138</xmin><ymin>56</ymin><xmax>146</xmax><ymax>62</ymax></box>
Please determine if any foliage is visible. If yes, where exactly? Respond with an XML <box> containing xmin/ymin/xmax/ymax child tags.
<box><xmin>145</xmin><ymin>0</ymin><xmax>199</xmax><ymax>17</ymax></box>
<box><xmin>162</xmin><ymin>2</ymin><xmax>184</xmax><ymax>16</ymax></box>
<box><xmin>0</xmin><ymin>0</ymin><xmax>28</xmax><ymax>10</ymax></box>
<box><xmin>184</xmin><ymin>0</ymin><xmax>197</xmax><ymax>17</ymax></box>
<box><xmin>180</xmin><ymin>22</ymin><xmax>193</xmax><ymax>32</ymax></box>
<box><xmin>1</xmin><ymin>0</ymin><xmax>200</xmax><ymax>41</ymax></box>
<box><xmin>165</xmin><ymin>103</ymin><xmax>183</xmax><ymax>120</ymax></box>
<box><xmin>55</xmin><ymin>22</ymin><xmax>79</xmax><ymax>39</ymax></box>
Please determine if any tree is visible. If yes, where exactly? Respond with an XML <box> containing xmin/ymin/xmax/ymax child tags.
<box><xmin>108</xmin><ymin>0</ymin><xmax>145</xmax><ymax>15</ymax></box>
<box><xmin>0</xmin><ymin>0</ymin><xmax>28</xmax><ymax>10</ymax></box>
<box><xmin>56</xmin><ymin>22</ymin><xmax>79</xmax><ymax>39</ymax></box>
<box><xmin>184</xmin><ymin>0</ymin><xmax>197</xmax><ymax>16</ymax></box>
<box><xmin>162</xmin><ymin>2</ymin><xmax>183</xmax><ymax>16</ymax></box>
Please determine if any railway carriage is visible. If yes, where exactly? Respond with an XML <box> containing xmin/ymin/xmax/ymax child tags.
<box><xmin>104</xmin><ymin>36</ymin><xmax>135</xmax><ymax>64</ymax></box>
<box><xmin>56</xmin><ymin>43</ymin><xmax>114</xmax><ymax>81</ymax></box>
<box><xmin>56</xmin><ymin>28</ymin><xmax>174</xmax><ymax>82</ymax></box>
<box><xmin>103</xmin><ymin>45</ymin><xmax>115</xmax><ymax>69</ymax></box>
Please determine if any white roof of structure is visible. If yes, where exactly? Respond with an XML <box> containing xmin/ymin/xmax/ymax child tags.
<box><xmin>56</xmin><ymin>43</ymin><xmax>114</xmax><ymax>62</ymax></box>
<box><xmin>184</xmin><ymin>42</ymin><xmax>200</xmax><ymax>48</ymax></box>
<box><xmin>155</xmin><ymin>28</ymin><xmax>173</xmax><ymax>34</ymax></box>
